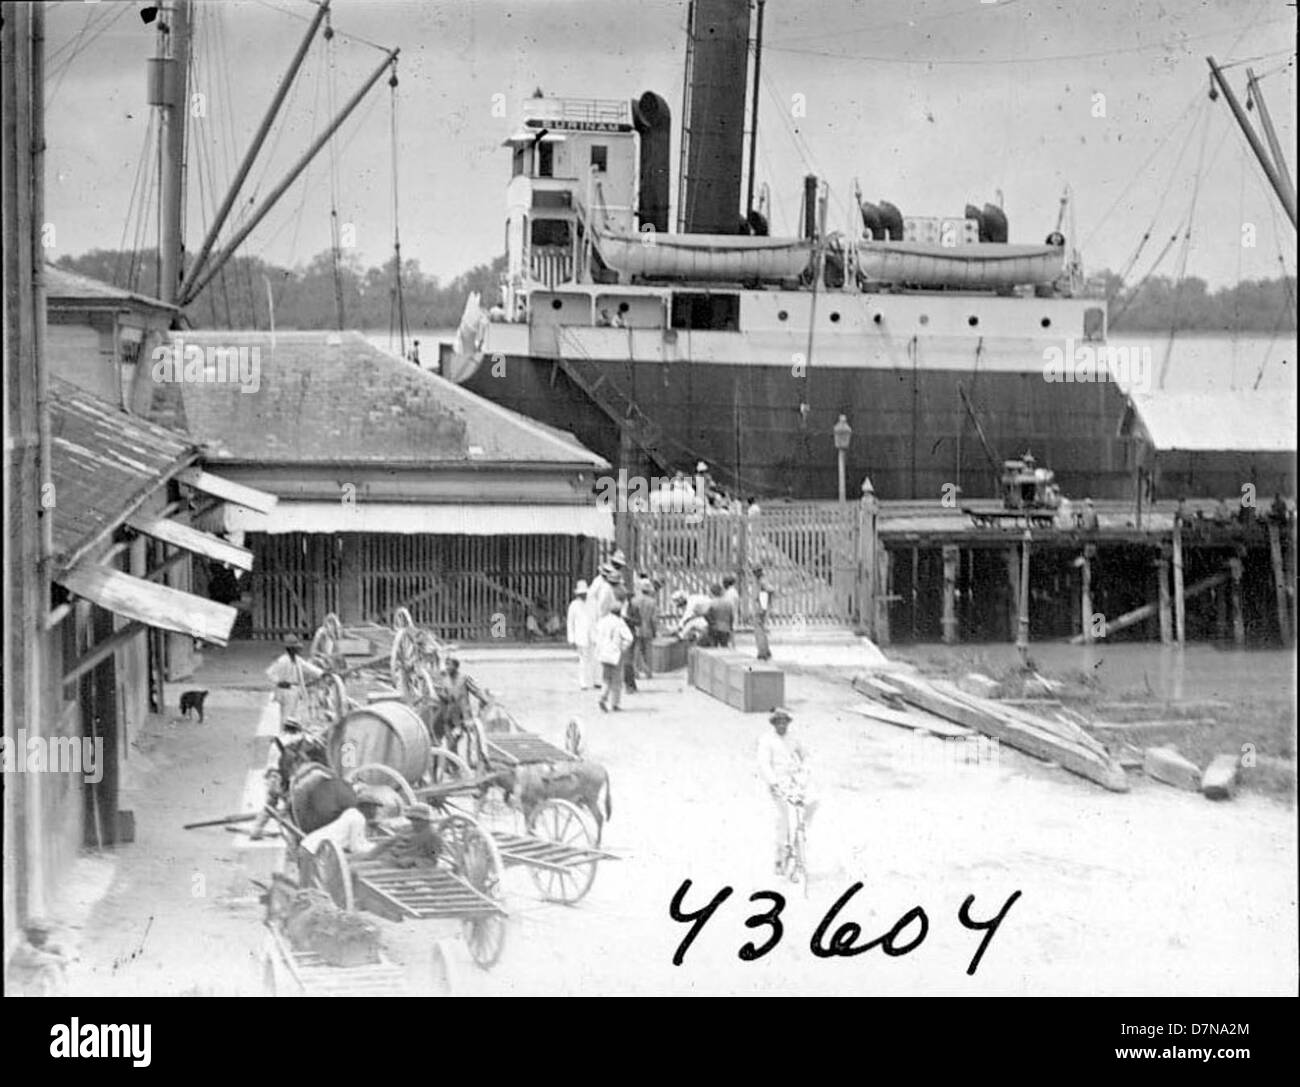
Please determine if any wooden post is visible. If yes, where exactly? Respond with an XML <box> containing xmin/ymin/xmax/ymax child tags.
<box><xmin>1215</xmin><ymin>574</ymin><xmax>1229</xmax><ymax>641</ymax></box>
<box><xmin>1157</xmin><ymin>548</ymin><xmax>1172</xmax><ymax>644</ymax></box>
<box><xmin>1172</xmin><ymin>521</ymin><xmax>1186</xmax><ymax>646</ymax></box>
<box><xmin>876</xmin><ymin>548</ymin><xmax>892</xmax><ymax>646</ymax></box>
<box><xmin>1079</xmin><ymin>548</ymin><xmax>1094</xmax><ymax>644</ymax></box>
<box><xmin>1268</xmin><ymin>524</ymin><xmax>1290</xmax><ymax>644</ymax></box>
<box><xmin>857</xmin><ymin>480</ymin><xmax>877</xmax><ymax>639</ymax></box>
<box><xmin>941</xmin><ymin>544</ymin><xmax>959</xmax><ymax>644</ymax></box>
<box><xmin>338</xmin><ymin>533</ymin><xmax>362</xmax><ymax>624</ymax></box>
<box><xmin>1228</xmin><ymin>555</ymin><xmax>1245</xmax><ymax>647</ymax></box>
<box><xmin>1016</xmin><ymin>530</ymin><xmax>1031</xmax><ymax>663</ymax></box>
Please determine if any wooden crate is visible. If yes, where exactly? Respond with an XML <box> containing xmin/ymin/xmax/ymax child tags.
<box><xmin>688</xmin><ymin>648</ymin><xmax>784</xmax><ymax>713</ymax></box>
<box><xmin>650</xmin><ymin>636</ymin><xmax>688</xmax><ymax>673</ymax></box>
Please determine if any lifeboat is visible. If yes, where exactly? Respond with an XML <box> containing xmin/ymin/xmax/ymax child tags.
<box><xmin>855</xmin><ymin>241</ymin><xmax>1064</xmax><ymax>288</ymax></box>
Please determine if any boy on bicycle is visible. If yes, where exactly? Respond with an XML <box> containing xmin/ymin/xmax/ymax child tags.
<box><xmin>756</xmin><ymin>707</ymin><xmax>820</xmax><ymax>876</ymax></box>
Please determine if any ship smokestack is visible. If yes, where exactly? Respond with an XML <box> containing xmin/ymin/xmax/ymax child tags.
<box><xmin>632</xmin><ymin>91</ymin><xmax>672</xmax><ymax>234</ymax></box>
<box><xmin>678</xmin><ymin>0</ymin><xmax>750</xmax><ymax>234</ymax></box>
<box><xmin>803</xmin><ymin>174</ymin><xmax>819</xmax><ymax>240</ymax></box>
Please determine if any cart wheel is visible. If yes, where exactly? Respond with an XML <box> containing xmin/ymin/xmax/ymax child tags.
<box><xmin>427</xmin><ymin>745</ymin><xmax>474</xmax><ymax>785</ymax></box>
<box><xmin>392</xmin><ymin>607</ymin><xmax>415</xmax><ymax>631</ymax></box>
<box><xmin>527</xmin><ymin>798</ymin><xmax>598</xmax><ymax>905</ymax></box>
<box><xmin>306</xmin><ymin>673</ymin><xmax>347</xmax><ymax>727</ymax></box>
<box><xmin>345</xmin><ymin>763</ymin><xmax>417</xmax><ymax>809</ymax></box>
<box><xmin>310</xmin><ymin>614</ymin><xmax>343</xmax><ymax>662</ymax></box>
<box><xmin>437</xmin><ymin>814</ymin><xmax>507</xmax><ymax>971</ymax></box>
<box><xmin>429</xmin><ymin>939</ymin><xmax>455</xmax><ymax>996</ymax></box>
<box><xmin>307</xmin><ymin>839</ymin><xmax>354</xmax><ymax>912</ymax></box>
<box><xmin>410</xmin><ymin>663</ymin><xmax>442</xmax><ymax>705</ymax></box>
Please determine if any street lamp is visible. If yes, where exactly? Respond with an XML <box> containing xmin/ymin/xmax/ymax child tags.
<box><xmin>832</xmin><ymin>414</ymin><xmax>852</xmax><ymax>504</ymax></box>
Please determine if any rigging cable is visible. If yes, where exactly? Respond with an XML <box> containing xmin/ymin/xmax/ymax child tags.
<box><xmin>388</xmin><ymin>59</ymin><xmax>408</xmax><ymax>358</ymax></box>
<box><xmin>1158</xmin><ymin>107</ymin><xmax>1230</xmax><ymax>389</ymax></box>
<box><xmin>325</xmin><ymin>12</ymin><xmax>347</xmax><ymax>331</ymax></box>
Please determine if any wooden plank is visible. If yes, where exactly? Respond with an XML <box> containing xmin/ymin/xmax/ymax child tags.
<box><xmin>176</xmin><ymin>466</ymin><xmax>277</xmax><ymax>514</ymax></box>
<box><xmin>127</xmin><ymin>513</ymin><xmax>253</xmax><ymax>571</ymax></box>
<box><xmin>57</xmin><ymin>561</ymin><xmax>237</xmax><ymax>646</ymax></box>
<box><xmin>1069</xmin><ymin>571</ymin><xmax>1227</xmax><ymax>644</ymax></box>
<box><xmin>848</xmin><ymin>700</ymin><xmax>973</xmax><ymax>738</ymax></box>
<box><xmin>882</xmin><ymin>673</ymin><xmax>1130</xmax><ymax>792</ymax></box>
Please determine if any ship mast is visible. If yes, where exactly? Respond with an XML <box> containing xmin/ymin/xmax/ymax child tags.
<box><xmin>154</xmin><ymin>0</ymin><xmax>192</xmax><ymax>307</ymax></box>
<box><xmin>745</xmin><ymin>0</ymin><xmax>765</xmax><ymax>225</ymax></box>
<box><xmin>1206</xmin><ymin>56</ymin><xmax>1297</xmax><ymax>229</ymax></box>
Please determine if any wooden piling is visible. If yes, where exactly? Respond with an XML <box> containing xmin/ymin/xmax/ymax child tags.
<box><xmin>1006</xmin><ymin>545</ymin><xmax>1020</xmax><ymax>644</ymax></box>
<box><xmin>1016</xmin><ymin>530</ymin><xmax>1031</xmax><ymax>663</ymax></box>
<box><xmin>941</xmin><ymin>544</ymin><xmax>959</xmax><ymax>644</ymax></box>
<box><xmin>1228</xmin><ymin>555</ymin><xmax>1245</xmax><ymax>647</ymax></box>
<box><xmin>1268</xmin><ymin>523</ymin><xmax>1291</xmax><ymax>644</ymax></box>
<box><xmin>1172</xmin><ymin>521</ymin><xmax>1186</xmax><ymax>646</ymax></box>
<box><xmin>1157</xmin><ymin>549</ymin><xmax>1172</xmax><ymax>644</ymax></box>
<box><xmin>1079</xmin><ymin>547</ymin><xmax>1094</xmax><ymax>644</ymax></box>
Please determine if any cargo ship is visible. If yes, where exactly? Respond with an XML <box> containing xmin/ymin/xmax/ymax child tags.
<box><xmin>445</xmin><ymin>0</ymin><xmax>1129</xmax><ymax>501</ymax></box>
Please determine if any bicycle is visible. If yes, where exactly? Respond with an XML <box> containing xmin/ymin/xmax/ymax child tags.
<box><xmin>776</xmin><ymin>765</ymin><xmax>811</xmax><ymax>897</ymax></box>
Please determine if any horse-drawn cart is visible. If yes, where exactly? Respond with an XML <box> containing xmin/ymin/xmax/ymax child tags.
<box><xmin>272</xmin><ymin>802</ymin><xmax>510</xmax><ymax>971</ymax></box>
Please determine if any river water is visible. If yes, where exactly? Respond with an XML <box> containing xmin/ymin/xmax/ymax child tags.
<box><xmin>901</xmin><ymin>640</ymin><xmax>1296</xmax><ymax>703</ymax></box>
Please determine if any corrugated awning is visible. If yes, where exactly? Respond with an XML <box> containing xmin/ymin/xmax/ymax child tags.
<box><xmin>57</xmin><ymin>562</ymin><xmax>238</xmax><ymax>647</ymax></box>
<box><xmin>126</xmin><ymin>513</ymin><xmax>254</xmax><ymax>572</ymax></box>
<box><xmin>219</xmin><ymin>501</ymin><xmax>615</xmax><ymax>539</ymax></box>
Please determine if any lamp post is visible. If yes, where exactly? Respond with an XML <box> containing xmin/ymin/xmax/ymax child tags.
<box><xmin>832</xmin><ymin>414</ymin><xmax>852</xmax><ymax>504</ymax></box>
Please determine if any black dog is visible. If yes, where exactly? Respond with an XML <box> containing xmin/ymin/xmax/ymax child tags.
<box><xmin>179</xmin><ymin>689</ymin><xmax>209</xmax><ymax>723</ymax></box>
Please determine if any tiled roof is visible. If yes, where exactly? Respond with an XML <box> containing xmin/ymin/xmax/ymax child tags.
<box><xmin>45</xmin><ymin>263</ymin><xmax>177</xmax><ymax>313</ymax></box>
<box><xmin>169</xmin><ymin>330</ymin><xmax>607</xmax><ymax>467</ymax></box>
<box><xmin>1121</xmin><ymin>391</ymin><xmax>1296</xmax><ymax>453</ymax></box>
<box><xmin>49</xmin><ymin>377</ymin><xmax>196</xmax><ymax>568</ymax></box>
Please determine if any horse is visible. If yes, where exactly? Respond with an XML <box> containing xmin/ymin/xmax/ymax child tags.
<box><xmin>275</xmin><ymin>734</ymin><xmax>358</xmax><ymax>836</ymax></box>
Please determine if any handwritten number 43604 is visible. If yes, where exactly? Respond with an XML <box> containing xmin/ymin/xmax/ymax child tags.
<box><xmin>670</xmin><ymin>879</ymin><xmax>1022</xmax><ymax>976</ymax></box>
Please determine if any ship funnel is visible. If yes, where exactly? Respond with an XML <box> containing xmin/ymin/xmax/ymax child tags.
<box><xmin>877</xmin><ymin>201</ymin><xmax>904</xmax><ymax>241</ymax></box>
<box><xmin>678</xmin><ymin>0</ymin><xmax>751</xmax><ymax>234</ymax></box>
<box><xmin>632</xmin><ymin>91</ymin><xmax>672</xmax><ymax>234</ymax></box>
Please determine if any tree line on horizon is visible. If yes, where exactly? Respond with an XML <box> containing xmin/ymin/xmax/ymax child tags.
<box><xmin>52</xmin><ymin>248</ymin><xmax>1295</xmax><ymax>334</ymax></box>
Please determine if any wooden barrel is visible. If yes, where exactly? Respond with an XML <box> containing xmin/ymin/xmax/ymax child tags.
<box><xmin>329</xmin><ymin>701</ymin><xmax>430</xmax><ymax>784</ymax></box>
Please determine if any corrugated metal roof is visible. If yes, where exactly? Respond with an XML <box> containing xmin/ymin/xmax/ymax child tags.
<box><xmin>170</xmin><ymin>330</ymin><xmax>607</xmax><ymax>467</ymax></box>
<box><xmin>1121</xmin><ymin>391</ymin><xmax>1297</xmax><ymax>453</ymax></box>
<box><xmin>220</xmin><ymin>500</ymin><xmax>615</xmax><ymax>539</ymax></box>
<box><xmin>50</xmin><ymin>377</ymin><xmax>195</xmax><ymax>567</ymax></box>
<box><xmin>44</xmin><ymin>263</ymin><xmax>177</xmax><ymax>313</ymax></box>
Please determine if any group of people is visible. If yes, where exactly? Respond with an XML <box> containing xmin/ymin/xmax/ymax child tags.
<box><xmin>565</xmin><ymin>549</ymin><xmax>657</xmax><ymax>712</ymax></box>
<box><xmin>565</xmin><ymin>553</ymin><xmax>781</xmax><ymax>710</ymax></box>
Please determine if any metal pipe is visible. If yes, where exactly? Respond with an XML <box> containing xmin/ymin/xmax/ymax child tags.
<box><xmin>180</xmin><ymin>48</ymin><xmax>400</xmax><ymax>308</ymax></box>
<box><xmin>181</xmin><ymin>0</ymin><xmax>330</xmax><ymax>300</ymax></box>
<box><xmin>745</xmin><ymin>0</ymin><xmax>765</xmax><ymax>224</ymax></box>
<box><xmin>1206</xmin><ymin>57</ymin><xmax>1297</xmax><ymax>228</ymax></box>
<box><xmin>1245</xmin><ymin>67</ymin><xmax>1297</xmax><ymax>216</ymax></box>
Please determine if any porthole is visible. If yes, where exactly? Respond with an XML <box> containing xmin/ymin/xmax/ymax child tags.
<box><xmin>830</xmin><ymin>312</ymin><xmax>841</xmax><ymax>323</ymax></box>
<box><xmin>551</xmin><ymin>299</ymin><xmax>562</xmax><ymax>310</ymax></box>
<box><xmin>872</xmin><ymin>313</ymin><xmax>883</xmax><ymax>324</ymax></box>
<box><xmin>778</xmin><ymin>310</ymin><xmax>789</xmax><ymax>321</ymax></box>
<box><xmin>1041</xmin><ymin>317</ymin><xmax>1052</xmax><ymax>328</ymax></box>
<box><xmin>968</xmin><ymin>315</ymin><xmax>979</xmax><ymax>327</ymax></box>
<box><xmin>618</xmin><ymin>302</ymin><xmax>629</xmax><ymax>313</ymax></box>
<box><xmin>919</xmin><ymin>314</ymin><xmax>929</xmax><ymax>326</ymax></box>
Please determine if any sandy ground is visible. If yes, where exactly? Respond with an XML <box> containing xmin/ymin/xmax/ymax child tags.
<box><xmin>59</xmin><ymin>640</ymin><xmax>1298</xmax><ymax>997</ymax></box>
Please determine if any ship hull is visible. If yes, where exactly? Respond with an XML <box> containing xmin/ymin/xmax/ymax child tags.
<box><xmin>457</xmin><ymin>351</ymin><xmax>1132</xmax><ymax>501</ymax></box>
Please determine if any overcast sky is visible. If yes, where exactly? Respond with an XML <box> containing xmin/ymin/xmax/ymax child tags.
<box><xmin>42</xmin><ymin>0</ymin><xmax>1297</xmax><ymax>289</ymax></box>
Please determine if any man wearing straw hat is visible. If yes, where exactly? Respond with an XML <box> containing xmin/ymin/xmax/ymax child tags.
<box><xmin>567</xmin><ymin>580</ymin><xmax>596</xmax><ymax>690</ymax></box>
<box><xmin>265</xmin><ymin>633</ymin><xmax>323</xmax><ymax>727</ymax></box>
